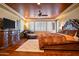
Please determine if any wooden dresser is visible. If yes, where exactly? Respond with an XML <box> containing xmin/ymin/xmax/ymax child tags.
<box><xmin>0</xmin><ymin>29</ymin><xmax>20</xmax><ymax>48</ymax></box>
<box><xmin>0</xmin><ymin>31</ymin><xmax>5</xmax><ymax>47</ymax></box>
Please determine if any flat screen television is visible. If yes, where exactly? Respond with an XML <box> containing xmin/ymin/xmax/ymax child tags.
<box><xmin>2</xmin><ymin>18</ymin><xmax>15</xmax><ymax>29</ymax></box>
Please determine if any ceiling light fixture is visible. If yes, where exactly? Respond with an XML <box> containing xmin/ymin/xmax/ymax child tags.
<box><xmin>37</xmin><ymin>3</ymin><xmax>40</xmax><ymax>5</ymax></box>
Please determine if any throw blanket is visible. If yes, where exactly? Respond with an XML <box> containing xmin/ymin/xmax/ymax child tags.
<box><xmin>38</xmin><ymin>32</ymin><xmax>77</xmax><ymax>48</ymax></box>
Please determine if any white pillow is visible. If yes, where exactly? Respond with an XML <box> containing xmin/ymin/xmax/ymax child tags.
<box><xmin>74</xmin><ymin>32</ymin><xmax>79</xmax><ymax>41</ymax></box>
<box><xmin>74</xmin><ymin>36</ymin><xmax>79</xmax><ymax>41</ymax></box>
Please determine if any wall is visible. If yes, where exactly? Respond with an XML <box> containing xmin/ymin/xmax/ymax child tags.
<box><xmin>0</xmin><ymin>7</ymin><xmax>19</xmax><ymax>21</ymax></box>
<box><xmin>27</xmin><ymin>4</ymin><xmax>56</xmax><ymax>30</ymax></box>
<box><xmin>56</xmin><ymin>4</ymin><xmax>79</xmax><ymax>31</ymax></box>
<box><xmin>0</xmin><ymin>4</ymin><xmax>25</xmax><ymax>31</ymax></box>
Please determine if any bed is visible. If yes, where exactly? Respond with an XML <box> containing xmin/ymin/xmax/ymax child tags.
<box><xmin>38</xmin><ymin>30</ymin><xmax>79</xmax><ymax>50</ymax></box>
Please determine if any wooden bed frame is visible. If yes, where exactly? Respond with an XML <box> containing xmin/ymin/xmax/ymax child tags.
<box><xmin>38</xmin><ymin>30</ymin><xmax>79</xmax><ymax>50</ymax></box>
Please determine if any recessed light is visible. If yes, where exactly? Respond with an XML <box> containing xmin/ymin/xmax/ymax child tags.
<box><xmin>25</xmin><ymin>16</ymin><xmax>27</xmax><ymax>18</ymax></box>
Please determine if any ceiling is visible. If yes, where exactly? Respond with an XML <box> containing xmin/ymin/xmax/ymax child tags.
<box><xmin>6</xmin><ymin>3</ymin><xmax>72</xmax><ymax>19</ymax></box>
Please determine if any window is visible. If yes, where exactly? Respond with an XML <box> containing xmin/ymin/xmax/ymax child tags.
<box><xmin>29</xmin><ymin>22</ymin><xmax>35</xmax><ymax>31</ymax></box>
<box><xmin>29</xmin><ymin>20</ymin><xmax>57</xmax><ymax>33</ymax></box>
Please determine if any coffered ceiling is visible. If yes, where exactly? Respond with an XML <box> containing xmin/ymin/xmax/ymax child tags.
<box><xmin>6</xmin><ymin>3</ymin><xmax>72</xmax><ymax>19</ymax></box>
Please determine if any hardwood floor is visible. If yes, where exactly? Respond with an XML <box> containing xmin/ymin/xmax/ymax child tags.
<box><xmin>1</xmin><ymin>50</ymin><xmax>79</xmax><ymax>56</ymax></box>
<box><xmin>0</xmin><ymin>38</ymin><xmax>79</xmax><ymax>56</ymax></box>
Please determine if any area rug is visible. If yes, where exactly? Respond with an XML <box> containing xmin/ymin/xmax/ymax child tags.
<box><xmin>15</xmin><ymin>39</ymin><xmax>44</xmax><ymax>52</ymax></box>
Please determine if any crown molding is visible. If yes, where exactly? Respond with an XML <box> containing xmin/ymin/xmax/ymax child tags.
<box><xmin>56</xmin><ymin>3</ymin><xmax>78</xmax><ymax>19</ymax></box>
<box><xmin>0</xmin><ymin>3</ymin><xmax>26</xmax><ymax>20</ymax></box>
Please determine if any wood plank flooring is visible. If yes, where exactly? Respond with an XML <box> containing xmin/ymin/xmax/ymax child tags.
<box><xmin>0</xmin><ymin>38</ymin><xmax>79</xmax><ymax>56</ymax></box>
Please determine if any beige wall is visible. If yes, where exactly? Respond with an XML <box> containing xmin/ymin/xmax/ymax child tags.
<box><xmin>0</xmin><ymin>4</ymin><xmax>25</xmax><ymax>31</ymax></box>
<box><xmin>56</xmin><ymin>4</ymin><xmax>79</xmax><ymax>31</ymax></box>
<box><xmin>0</xmin><ymin>7</ymin><xmax>19</xmax><ymax>21</ymax></box>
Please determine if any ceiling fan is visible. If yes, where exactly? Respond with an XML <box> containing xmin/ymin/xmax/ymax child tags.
<box><xmin>38</xmin><ymin>10</ymin><xmax>48</xmax><ymax>16</ymax></box>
